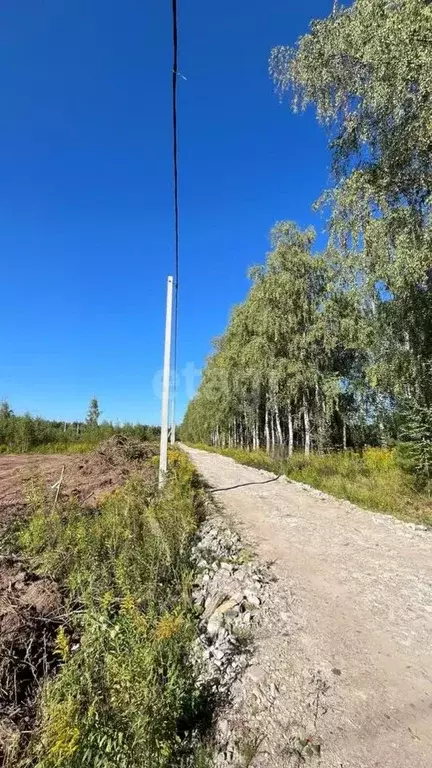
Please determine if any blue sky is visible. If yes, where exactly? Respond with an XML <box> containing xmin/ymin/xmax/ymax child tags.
<box><xmin>1</xmin><ymin>0</ymin><xmax>331</xmax><ymax>425</ymax></box>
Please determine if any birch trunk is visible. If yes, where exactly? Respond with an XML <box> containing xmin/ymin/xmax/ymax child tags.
<box><xmin>275</xmin><ymin>404</ymin><xmax>283</xmax><ymax>446</ymax></box>
<box><xmin>287</xmin><ymin>404</ymin><xmax>294</xmax><ymax>457</ymax></box>
<box><xmin>265</xmin><ymin>405</ymin><xmax>271</xmax><ymax>453</ymax></box>
<box><xmin>270</xmin><ymin>411</ymin><xmax>275</xmax><ymax>452</ymax></box>
<box><xmin>303</xmin><ymin>396</ymin><xmax>311</xmax><ymax>456</ymax></box>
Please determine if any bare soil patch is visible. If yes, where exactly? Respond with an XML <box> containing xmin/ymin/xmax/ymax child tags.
<box><xmin>0</xmin><ymin>436</ymin><xmax>158</xmax><ymax>533</ymax></box>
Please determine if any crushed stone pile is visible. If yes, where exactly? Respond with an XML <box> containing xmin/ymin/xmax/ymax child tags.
<box><xmin>190</xmin><ymin>504</ymin><xmax>275</xmax><ymax>765</ymax></box>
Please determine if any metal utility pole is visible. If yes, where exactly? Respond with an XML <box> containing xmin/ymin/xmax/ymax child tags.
<box><xmin>159</xmin><ymin>276</ymin><xmax>174</xmax><ymax>488</ymax></box>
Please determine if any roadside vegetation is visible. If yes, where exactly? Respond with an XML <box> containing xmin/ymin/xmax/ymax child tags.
<box><xmin>0</xmin><ymin>399</ymin><xmax>160</xmax><ymax>454</ymax></box>
<box><xmin>1</xmin><ymin>447</ymin><xmax>211</xmax><ymax>768</ymax></box>
<box><xmin>182</xmin><ymin>0</ymin><xmax>432</xmax><ymax>508</ymax></box>
<box><xmin>189</xmin><ymin>444</ymin><xmax>432</xmax><ymax>526</ymax></box>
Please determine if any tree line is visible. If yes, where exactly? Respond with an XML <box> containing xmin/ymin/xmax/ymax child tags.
<box><xmin>181</xmin><ymin>0</ymin><xmax>432</xmax><ymax>482</ymax></box>
<box><xmin>0</xmin><ymin>398</ymin><xmax>160</xmax><ymax>453</ymax></box>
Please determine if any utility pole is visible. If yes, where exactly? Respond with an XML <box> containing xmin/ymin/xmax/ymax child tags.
<box><xmin>170</xmin><ymin>280</ymin><xmax>177</xmax><ymax>445</ymax></box>
<box><xmin>159</xmin><ymin>276</ymin><xmax>174</xmax><ymax>488</ymax></box>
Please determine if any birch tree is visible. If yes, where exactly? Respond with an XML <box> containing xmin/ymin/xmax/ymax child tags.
<box><xmin>270</xmin><ymin>0</ymin><xmax>432</xmax><ymax>409</ymax></box>
<box><xmin>181</xmin><ymin>222</ymin><xmax>367</xmax><ymax>453</ymax></box>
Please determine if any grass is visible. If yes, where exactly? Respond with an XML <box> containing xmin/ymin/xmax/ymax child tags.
<box><xmin>0</xmin><ymin>441</ymin><xmax>97</xmax><ymax>455</ymax></box>
<box><xmin>16</xmin><ymin>450</ymin><xmax>210</xmax><ymax>768</ymax></box>
<box><xmin>189</xmin><ymin>444</ymin><xmax>432</xmax><ymax>526</ymax></box>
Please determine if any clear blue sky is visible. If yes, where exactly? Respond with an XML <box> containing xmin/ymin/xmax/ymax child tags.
<box><xmin>1</xmin><ymin>0</ymin><xmax>331</xmax><ymax>425</ymax></box>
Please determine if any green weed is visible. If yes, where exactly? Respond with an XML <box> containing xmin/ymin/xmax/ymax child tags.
<box><xmin>235</xmin><ymin>728</ymin><xmax>265</xmax><ymax>767</ymax></box>
<box><xmin>32</xmin><ymin>599</ymin><xmax>197</xmax><ymax>768</ymax></box>
<box><xmin>28</xmin><ymin>442</ymin><xmax>97</xmax><ymax>454</ymax></box>
<box><xmin>18</xmin><ymin>451</ymin><xmax>210</xmax><ymax>768</ymax></box>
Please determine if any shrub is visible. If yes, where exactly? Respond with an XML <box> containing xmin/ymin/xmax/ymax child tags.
<box><xmin>19</xmin><ymin>454</ymin><xmax>207</xmax><ymax>767</ymax></box>
<box><xmin>397</xmin><ymin>402</ymin><xmax>432</xmax><ymax>492</ymax></box>
<box><xmin>33</xmin><ymin>599</ymin><xmax>197</xmax><ymax>768</ymax></box>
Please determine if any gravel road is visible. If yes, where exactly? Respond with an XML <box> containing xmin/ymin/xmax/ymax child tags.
<box><xmin>181</xmin><ymin>444</ymin><xmax>432</xmax><ymax>768</ymax></box>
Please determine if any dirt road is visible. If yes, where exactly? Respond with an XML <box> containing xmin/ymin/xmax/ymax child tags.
<box><xmin>182</xmin><ymin>445</ymin><xmax>432</xmax><ymax>768</ymax></box>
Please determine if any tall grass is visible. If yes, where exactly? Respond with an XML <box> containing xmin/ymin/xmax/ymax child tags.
<box><xmin>190</xmin><ymin>444</ymin><xmax>432</xmax><ymax>526</ymax></box>
<box><xmin>18</xmin><ymin>451</ymin><xmax>208</xmax><ymax>768</ymax></box>
<box><xmin>28</xmin><ymin>442</ymin><xmax>96</xmax><ymax>455</ymax></box>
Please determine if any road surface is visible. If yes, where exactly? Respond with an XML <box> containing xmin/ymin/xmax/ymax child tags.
<box><xmin>182</xmin><ymin>444</ymin><xmax>432</xmax><ymax>768</ymax></box>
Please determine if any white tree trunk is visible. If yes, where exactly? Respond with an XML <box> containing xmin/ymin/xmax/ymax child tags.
<box><xmin>379</xmin><ymin>420</ymin><xmax>387</xmax><ymax>448</ymax></box>
<box><xmin>303</xmin><ymin>396</ymin><xmax>311</xmax><ymax>456</ymax></box>
<box><xmin>275</xmin><ymin>404</ymin><xmax>283</xmax><ymax>446</ymax></box>
<box><xmin>265</xmin><ymin>405</ymin><xmax>271</xmax><ymax>453</ymax></box>
<box><xmin>243</xmin><ymin>410</ymin><xmax>249</xmax><ymax>450</ymax></box>
<box><xmin>287</xmin><ymin>404</ymin><xmax>294</xmax><ymax>457</ymax></box>
<box><xmin>270</xmin><ymin>411</ymin><xmax>275</xmax><ymax>452</ymax></box>
<box><xmin>342</xmin><ymin>421</ymin><xmax>347</xmax><ymax>451</ymax></box>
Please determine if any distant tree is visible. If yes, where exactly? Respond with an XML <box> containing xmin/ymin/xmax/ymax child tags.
<box><xmin>0</xmin><ymin>401</ymin><xmax>14</xmax><ymax>447</ymax></box>
<box><xmin>86</xmin><ymin>398</ymin><xmax>101</xmax><ymax>428</ymax></box>
<box><xmin>15</xmin><ymin>413</ymin><xmax>36</xmax><ymax>452</ymax></box>
<box><xmin>0</xmin><ymin>401</ymin><xmax>13</xmax><ymax>419</ymax></box>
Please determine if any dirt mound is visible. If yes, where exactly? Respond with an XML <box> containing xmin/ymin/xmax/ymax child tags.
<box><xmin>0</xmin><ymin>557</ymin><xmax>64</xmax><ymax>764</ymax></box>
<box><xmin>94</xmin><ymin>434</ymin><xmax>158</xmax><ymax>465</ymax></box>
<box><xmin>65</xmin><ymin>437</ymin><xmax>158</xmax><ymax>507</ymax></box>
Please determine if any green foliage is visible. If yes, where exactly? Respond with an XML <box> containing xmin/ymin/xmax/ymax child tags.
<box><xmin>0</xmin><ymin>400</ymin><xmax>160</xmax><ymax>454</ymax></box>
<box><xmin>33</xmin><ymin>601</ymin><xmax>197</xmax><ymax>768</ymax></box>
<box><xmin>86</xmin><ymin>397</ymin><xmax>101</xmax><ymax>428</ymax></box>
<box><xmin>270</xmin><ymin>0</ymin><xmax>432</xmax><ymax>241</ymax></box>
<box><xmin>20</xmin><ymin>461</ymin><xmax>197</xmax><ymax>610</ymax></box>
<box><xmin>270</xmin><ymin>0</ymin><xmax>432</xmax><ymax>411</ymax></box>
<box><xmin>397</xmin><ymin>401</ymin><xmax>432</xmax><ymax>490</ymax></box>
<box><xmin>183</xmin><ymin>1</ymin><xmax>432</xmax><ymax>485</ymax></box>
<box><xmin>181</xmin><ymin>221</ymin><xmax>373</xmax><ymax>456</ymax></box>
<box><xmin>24</xmin><ymin>442</ymin><xmax>97</xmax><ymax>455</ymax></box>
<box><xmin>19</xmin><ymin>452</ymin><xmax>208</xmax><ymax>767</ymax></box>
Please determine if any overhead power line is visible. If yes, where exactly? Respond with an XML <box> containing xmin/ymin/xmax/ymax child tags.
<box><xmin>170</xmin><ymin>0</ymin><xmax>180</xmax><ymax>441</ymax></box>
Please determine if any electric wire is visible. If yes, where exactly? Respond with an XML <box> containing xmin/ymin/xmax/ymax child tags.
<box><xmin>171</xmin><ymin>0</ymin><xmax>180</xmax><ymax>433</ymax></box>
